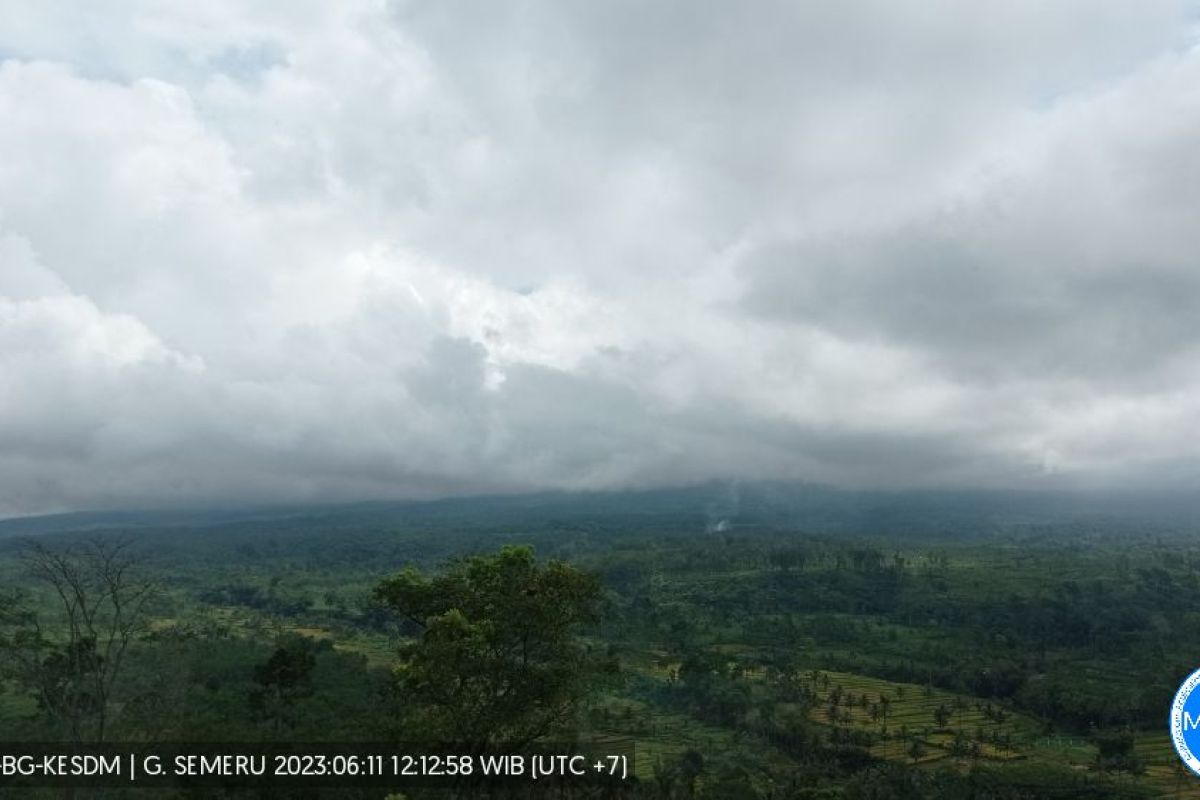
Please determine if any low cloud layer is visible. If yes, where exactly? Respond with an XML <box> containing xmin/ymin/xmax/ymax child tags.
<box><xmin>2</xmin><ymin>2</ymin><xmax>1200</xmax><ymax>514</ymax></box>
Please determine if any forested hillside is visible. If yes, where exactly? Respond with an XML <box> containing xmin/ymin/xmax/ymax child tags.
<box><xmin>2</xmin><ymin>485</ymin><xmax>1198</xmax><ymax>798</ymax></box>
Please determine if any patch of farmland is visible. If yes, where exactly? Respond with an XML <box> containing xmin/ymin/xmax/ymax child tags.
<box><xmin>806</xmin><ymin>670</ymin><xmax>1038</xmax><ymax>765</ymax></box>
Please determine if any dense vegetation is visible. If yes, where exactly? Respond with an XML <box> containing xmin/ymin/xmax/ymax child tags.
<box><xmin>2</xmin><ymin>484</ymin><xmax>1200</xmax><ymax>798</ymax></box>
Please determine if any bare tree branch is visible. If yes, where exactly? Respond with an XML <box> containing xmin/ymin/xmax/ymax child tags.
<box><xmin>5</xmin><ymin>536</ymin><xmax>158</xmax><ymax>743</ymax></box>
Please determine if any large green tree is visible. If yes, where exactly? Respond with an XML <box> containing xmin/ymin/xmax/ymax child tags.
<box><xmin>250</xmin><ymin>635</ymin><xmax>318</xmax><ymax>736</ymax></box>
<box><xmin>373</xmin><ymin>545</ymin><xmax>612</xmax><ymax>747</ymax></box>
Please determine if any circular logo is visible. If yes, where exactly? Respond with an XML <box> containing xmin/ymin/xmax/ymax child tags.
<box><xmin>1171</xmin><ymin>668</ymin><xmax>1200</xmax><ymax>775</ymax></box>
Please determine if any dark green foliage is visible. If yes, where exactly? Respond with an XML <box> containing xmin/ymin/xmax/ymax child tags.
<box><xmin>373</xmin><ymin>545</ymin><xmax>613</xmax><ymax>747</ymax></box>
<box><xmin>1095</xmin><ymin>731</ymin><xmax>1146</xmax><ymax>774</ymax></box>
<box><xmin>251</xmin><ymin>635</ymin><xmax>319</xmax><ymax>734</ymax></box>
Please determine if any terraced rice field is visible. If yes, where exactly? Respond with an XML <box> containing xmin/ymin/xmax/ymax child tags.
<box><xmin>1134</xmin><ymin>733</ymin><xmax>1200</xmax><ymax>798</ymax></box>
<box><xmin>809</xmin><ymin>671</ymin><xmax>1200</xmax><ymax>797</ymax></box>
<box><xmin>804</xmin><ymin>670</ymin><xmax>1036</xmax><ymax>764</ymax></box>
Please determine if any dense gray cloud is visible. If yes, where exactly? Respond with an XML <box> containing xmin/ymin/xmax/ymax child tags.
<box><xmin>1</xmin><ymin>1</ymin><xmax>1200</xmax><ymax>514</ymax></box>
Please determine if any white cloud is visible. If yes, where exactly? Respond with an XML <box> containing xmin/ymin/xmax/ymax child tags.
<box><xmin>1</xmin><ymin>1</ymin><xmax>1199</xmax><ymax>513</ymax></box>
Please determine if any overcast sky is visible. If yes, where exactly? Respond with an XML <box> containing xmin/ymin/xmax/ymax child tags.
<box><xmin>2</xmin><ymin>2</ymin><xmax>1200</xmax><ymax>515</ymax></box>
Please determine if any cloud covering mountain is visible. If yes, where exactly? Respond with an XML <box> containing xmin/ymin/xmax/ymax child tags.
<box><xmin>2</xmin><ymin>1</ymin><xmax>1200</xmax><ymax>514</ymax></box>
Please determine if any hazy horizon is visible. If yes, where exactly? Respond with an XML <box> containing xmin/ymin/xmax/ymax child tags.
<box><xmin>4</xmin><ymin>2</ymin><xmax>1200</xmax><ymax>515</ymax></box>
